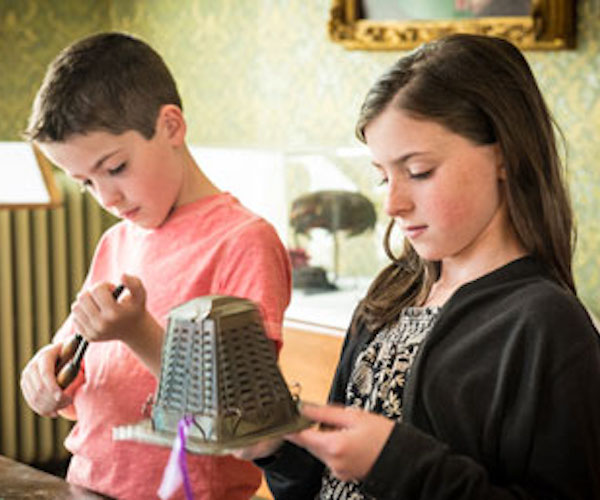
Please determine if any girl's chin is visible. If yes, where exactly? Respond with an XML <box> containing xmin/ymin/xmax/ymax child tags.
<box><xmin>412</xmin><ymin>246</ymin><xmax>445</xmax><ymax>262</ymax></box>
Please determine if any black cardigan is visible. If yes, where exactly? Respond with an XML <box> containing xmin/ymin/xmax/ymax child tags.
<box><xmin>261</xmin><ymin>257</ymin><xmax>600</xmax><ymax>499</ymax></box>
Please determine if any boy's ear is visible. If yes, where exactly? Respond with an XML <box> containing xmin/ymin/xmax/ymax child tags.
<box><xmin>157</xmin><ymin>104</ymin><xmax>186</xmax><ymax>146</ymax></box>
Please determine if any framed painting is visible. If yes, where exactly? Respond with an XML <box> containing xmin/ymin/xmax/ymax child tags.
<box><xmin>328</xmin><ymin>0</ymin><xmax>575</xmax><ymax>50</ymax></box>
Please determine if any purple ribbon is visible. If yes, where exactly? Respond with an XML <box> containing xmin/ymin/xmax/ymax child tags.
<box><xmin>178</xmin><ymin>416</ymin><xmax>194</xmax><ymax>500</ymax></box>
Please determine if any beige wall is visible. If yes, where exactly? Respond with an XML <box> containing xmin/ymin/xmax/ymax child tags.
<box><xmin>1</xmin><ymin>0</ymin><xmax>598</xmax><ymax>315</ymax></box>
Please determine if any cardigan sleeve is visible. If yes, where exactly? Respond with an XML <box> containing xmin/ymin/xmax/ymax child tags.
<box><xmin>361</xmin><ymin>280</ymin><xmax>600</xmax><ymax>499</ymax></box>
<box><xmin>361</xmin><ymin>337</ymin><xmax>600</xmax><ymax>500</ymax></box>
<box><xmin>258</xmin><ymin>309</ymin><xmax>367</xmax><ymax>498</ymax></box>
<box><xmin>258</xmin><ymin>442</ymin><xmax>325</xmax><ymax>500</ymax></box>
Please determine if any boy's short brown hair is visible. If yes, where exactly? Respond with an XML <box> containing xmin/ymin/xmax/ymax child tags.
<box><xmin>25</xmin><ymin>32</ymin><xmax>182</xmax><ymax>142</ymax></box>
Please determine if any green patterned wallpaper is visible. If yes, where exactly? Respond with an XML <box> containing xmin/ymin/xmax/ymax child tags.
<box><xmin>1</xmin><ymin>0</ymin><xmax>598</xmax><ymax>316</ymax></box>
<box><xmin>0</xmin><ymin>0</ymin><xmax>111</xmax><ymax>137</ymax></box>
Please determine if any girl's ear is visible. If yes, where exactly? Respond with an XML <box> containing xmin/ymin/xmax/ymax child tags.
<box><xmin>156</xmin><ymin>104</ymin><xmax>186</xmax><ymax>146</ymax></box>
<box><xmin>493</xmin><ymin>143</ymin><xmax>507</xmax><ymax>180</ymax></box>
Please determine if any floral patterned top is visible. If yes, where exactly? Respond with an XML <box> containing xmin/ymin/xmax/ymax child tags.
<box><xmin>319</xmin><ymin>306</ymin><xmax>441</xmax><ymax>500</ymax></box>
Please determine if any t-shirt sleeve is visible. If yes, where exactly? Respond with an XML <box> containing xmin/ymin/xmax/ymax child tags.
<box><xmin>214</xmin><ymin>218</ymin><xmax>292</xmax><ymax>350</ymax></box>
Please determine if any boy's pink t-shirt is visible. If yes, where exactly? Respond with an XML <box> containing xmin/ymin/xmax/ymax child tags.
<box><xmin>53</xmin><ymin>193</ymin><xmax>291</xmax><ymax>500</ymax></box>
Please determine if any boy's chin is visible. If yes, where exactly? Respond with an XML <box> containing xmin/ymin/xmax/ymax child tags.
<box><xmin>123</xmin><ymin>214</ymin><xmax>161</xmax><ymax>229</ymax></box>
<box><xmin>118</xmin><ymin>206</ymin><xmax>173</xmax><ymax>229</ymax></box>
<box><xmin>135</xmin><ymin>219</ymin><xmax>163</xmax><ymax>229</ymax></box>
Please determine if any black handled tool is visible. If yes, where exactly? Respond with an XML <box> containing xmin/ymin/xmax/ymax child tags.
<box><xmin>55</xmin><ymin>284</ymin><xmax>125</xmax><ymax>389</ymax></box>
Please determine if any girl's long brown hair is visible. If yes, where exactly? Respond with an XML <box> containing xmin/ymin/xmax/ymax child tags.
<box><xmin>355</xmin><ymin>34</ymin><xmax>575</xmax><ymax>333</ymax></box>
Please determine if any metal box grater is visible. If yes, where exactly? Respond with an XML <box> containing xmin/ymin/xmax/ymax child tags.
<box><xmin>113</xmin><ymin>295</ymin><xmax>310</xmax><ymax>454</ymax></box>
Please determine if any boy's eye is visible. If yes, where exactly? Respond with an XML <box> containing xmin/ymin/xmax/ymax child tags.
<box><xmin>108</xmin><ymin>162</ymin><xmax>126</xmax><ymax>175</ymax></box>
<box><xmin>80</xmin><ymin>179</ymin><xmax>93</xmax><ymax>192</ymax></box>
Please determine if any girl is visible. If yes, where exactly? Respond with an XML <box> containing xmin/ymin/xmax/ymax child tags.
<box><xmin>243</xmin><ymin>34</ymin><xmax>600</xmax><ymax>499</ymax></box>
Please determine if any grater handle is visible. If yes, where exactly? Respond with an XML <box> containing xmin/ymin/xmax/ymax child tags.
<box><xmin>55</xmin><ymin>333</ymin><xmax>83</xmax><ymax>373</ymax></box>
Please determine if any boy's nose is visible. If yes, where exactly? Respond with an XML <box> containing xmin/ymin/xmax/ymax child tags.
<box><xmin>94</xmin><ymin>183</ymin><xmax>122</xmax><ymax>209</ymax></box>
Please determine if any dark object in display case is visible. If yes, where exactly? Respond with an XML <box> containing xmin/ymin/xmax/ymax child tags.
<box><xmin>290</xmin><ymin>190</ymin><xmax>376</xmax><ymax>288</ymax></box>
<box><xmin>290</xmin><ymin>190</ymin><xmax>376</xmax><ymax>237</ymax></box>
<box><xmin>292</xmin><ymin>266</ymin><xmax>338</xmax><ymax>293</ymax></box>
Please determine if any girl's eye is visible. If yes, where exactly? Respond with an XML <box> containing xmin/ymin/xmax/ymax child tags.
<box><xmin>109</xmin><ymin>162</ymin><xmax>126</xmax><ymax>176</ymax></box>
<box><xmin>377</xmin><ymin>177</ymin><xmax>388</xmax><ymax>186</ymax></box>
<box><xmin>409</xmin><ymin>169</ymin><xmax>433</xmax><ymax>180</ymax></box>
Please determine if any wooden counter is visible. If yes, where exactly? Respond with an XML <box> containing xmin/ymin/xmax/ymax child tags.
<box><xmin>278</xmin><ymin>324</ymin><xmax>344</xmax><ymax>405</ymax></box>
<box><xmin>0</xmin><ymin>455</ymin><xmax>110</xmax><ymax>499</ymax></box>
<box><xmin>255</xmin><ymin>324</ymin><xmax>345</xmax><ymax>499</ymax></box>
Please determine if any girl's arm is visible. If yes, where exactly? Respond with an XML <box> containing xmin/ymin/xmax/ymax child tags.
<box><xmin>258</xmin><ymin>441</ymin><xmax>326</xmax><ymax>500</ymax></box>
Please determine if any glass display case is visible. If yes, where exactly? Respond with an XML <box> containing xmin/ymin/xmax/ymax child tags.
<box><xmin>282</xmin><ymin>147</ymin><xmax>391</xmax><ymax>332</ymax></box>
<box><xmin>191</xmin><ymin>145</ymin><xmax>393</xmax><ymax>333</ymax></box>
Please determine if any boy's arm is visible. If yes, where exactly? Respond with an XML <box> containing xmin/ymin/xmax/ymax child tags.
<box><xmin>114</xmin><ymin>304</ymin><xmax>164</xmax><ymax>377</ymax></box>
<box><xmin>215</xmin><ymin>219</ymin><xmax>292</xmax><ymax>350</ymax></box>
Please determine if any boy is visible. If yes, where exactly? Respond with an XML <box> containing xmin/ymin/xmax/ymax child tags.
<box><xmin>20</xmin><ymin>32</ymin><xmax>291</xmax><ymax>500</ymax></box>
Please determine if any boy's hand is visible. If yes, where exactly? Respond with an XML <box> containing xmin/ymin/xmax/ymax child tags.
<box><xmin>70</xmin><ymin>274</ymin><xmax>147</xmax><ymax>344</ymax></box>
<box><xmin>72</xmin><ymin>274</ymin><xmax>165</xmax><ymax>377</ymax></box>
<box><xmin>285</xmin><ymin>404</ymin><xmax>395</xmax><ymax>482</ymax></box>
<box><xmin>20</xmin><ymin>343</ymin><xmax>73</xmax><ymax>418</ymax></box>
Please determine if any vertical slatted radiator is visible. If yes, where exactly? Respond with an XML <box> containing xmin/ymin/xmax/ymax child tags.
<box><xmin>0</xmin><ymin>172</ymin><xmax>115</xmax><ymax>464</ymax></box>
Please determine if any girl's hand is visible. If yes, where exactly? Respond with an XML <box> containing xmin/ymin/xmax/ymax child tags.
<box><xmin>230</xmin><ymin>437</ymin><xmax>284</xmax><ymax>461</ymax></box>
<box><xmin>20</xmin><ymin>343</ymin><xmax>73</xmax><ymax>418</ymax></box>
<box><xmin>70</xmin><ymin>274</ymin><xmax>147</xmax><ymax>344</ymax></box>
<box><xmin>285</xmin><ymin>404</ymin><xmax>395</xmax><ymax>482</ymax></box>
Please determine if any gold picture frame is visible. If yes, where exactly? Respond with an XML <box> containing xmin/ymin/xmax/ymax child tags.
<box><xmin>328</xmin><ymin>0</ymin><xmax>575</xmax><ymax>51</ymax></box>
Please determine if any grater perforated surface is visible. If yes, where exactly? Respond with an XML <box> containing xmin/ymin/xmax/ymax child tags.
<box><xmin>113</xmin><ymin>295</ymin><xmax>310</xmax><ymax>454</ymax></box>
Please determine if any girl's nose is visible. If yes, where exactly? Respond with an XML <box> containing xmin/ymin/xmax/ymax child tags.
<box><xmin>385</xmin><ymin>177</ymin><xmax>413</xmax><ymax>217</ymax></box>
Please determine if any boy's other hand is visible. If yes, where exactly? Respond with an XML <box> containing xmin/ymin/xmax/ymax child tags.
<box><xmin>70</xmin><ymin>274</ymin><xmax>147</xmax><ymax>344</ymax></box>
<box><xmin>20</xmin><ymin>343</ymin><xmax>73</xmax><ymax>418</ymax></box>
<box><xmin>71</xmin><ymin>274</ymin><xmax>164</xmax><ymax>377</ymax></box>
